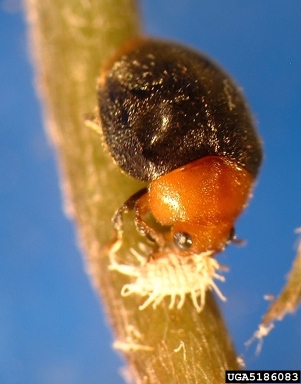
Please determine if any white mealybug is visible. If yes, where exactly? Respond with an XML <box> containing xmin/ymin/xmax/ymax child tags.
<box><xmin>108</xmin><ymin>243</ymin><xmax>227</xmax><ymax>312</ymax></box>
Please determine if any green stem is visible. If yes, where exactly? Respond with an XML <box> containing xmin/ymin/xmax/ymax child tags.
<box><xmin>24</xmin><ymin>0</ymin><xmax>240</xmax><ymax>382</ymax></box>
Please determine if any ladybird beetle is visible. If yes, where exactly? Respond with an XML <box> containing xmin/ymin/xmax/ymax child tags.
<box><xmin>98</xmin><ymin>39</ymin><xmax>263</xmax><ymax>257</ymax></box>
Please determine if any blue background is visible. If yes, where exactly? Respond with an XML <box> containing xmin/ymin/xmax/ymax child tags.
<box><xmin>1</xmin><ymin>1</ymin><xmax>301</xmax><ymax>383</ymax></box>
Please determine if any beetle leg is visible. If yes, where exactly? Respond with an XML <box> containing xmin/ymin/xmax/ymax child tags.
<box><xmin>110</xmin><ymin>187</ymin><xmax>165</xmax><ymax>253</ymax></box>
<box><xmin>107</xmin><ymin>188</ymin><xmax>148</xmax><ymax>254</ymax></box>
<box><xmin>134</xmin><ymin>193</ymin><xmax>165</xmax><ymax>249</ymax></box>
<box><xmin>112</xmin><ymin>187</ymin><xmax>148</xmax><ymax>241</ymax></box>
<box><xmin>227</xmin><ymin>227</ymin><xmax>245</xmax><ymax>246</ymax></box>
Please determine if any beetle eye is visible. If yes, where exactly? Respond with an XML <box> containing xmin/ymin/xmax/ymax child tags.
<box><xmin>174</xmin><ymin>232</ymin><xmax>193</xmax><ymax>250</ymax></box>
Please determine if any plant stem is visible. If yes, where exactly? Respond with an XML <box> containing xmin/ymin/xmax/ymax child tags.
<box><xmin>24</xmin><ymin>0</ymin><xmax>240</xmax><ymax>382</ymax></box>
